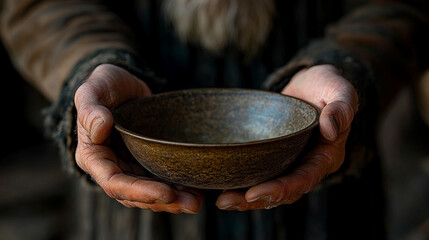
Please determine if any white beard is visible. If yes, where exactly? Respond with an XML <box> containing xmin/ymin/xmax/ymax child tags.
<box><xmin>163</xmin><ymin>0</ymin><xmax>276</xmax><ymax>56</ymax></box>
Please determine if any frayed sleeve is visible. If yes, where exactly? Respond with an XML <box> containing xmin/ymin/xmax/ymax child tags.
<box><xmin>44</xmin><ymin>49</ymin><xmax>163</xmax><ymax>177</ymax></box>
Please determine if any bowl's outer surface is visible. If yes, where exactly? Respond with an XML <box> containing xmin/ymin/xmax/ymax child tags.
<box><xmin>114</xmin><ymin>88</ymin><xmax>319</xmax><ymax>189</ymax></box>
<box><xmin>119</xmin><ymin>130</ymin><xmax>313</xmax><ymax>189</ymax></box>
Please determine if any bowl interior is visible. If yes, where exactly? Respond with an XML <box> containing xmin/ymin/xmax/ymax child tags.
<box><xmin>114</xmin><ymin>89</ymin><xmax>318</xmax><ymax>144</ymax></box>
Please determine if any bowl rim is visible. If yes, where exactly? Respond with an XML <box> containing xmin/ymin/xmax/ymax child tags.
<box><xmin>113</xmin><ymin>88</ymin><xmax>320</xmax><ymax>147</ymax></box>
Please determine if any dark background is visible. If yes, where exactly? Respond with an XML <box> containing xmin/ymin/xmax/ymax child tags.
<box><xmin>0</xmin><ymin>41</ymin><xmax>428</xmax><ymax>239</ymax></box>
<box><xmin>0</xmin><ymin>44</ymin><xmax>73</xmax><ymax>240</ymax></box>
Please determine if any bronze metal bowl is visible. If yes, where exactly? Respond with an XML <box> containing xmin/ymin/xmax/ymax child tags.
<box><xmin>113</xmin><ymin>88</ymin><xmax>319</xmax><ymax>189</ymax></box>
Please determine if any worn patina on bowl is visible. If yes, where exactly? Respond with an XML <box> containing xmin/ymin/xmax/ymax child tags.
<box><xmin>113</xmin><ymin>88</ymin><xmax>319</xmax><ymax>189</ymax></box>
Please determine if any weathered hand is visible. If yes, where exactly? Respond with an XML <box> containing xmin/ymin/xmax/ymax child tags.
<box><xmin>216</xmin><ymin>64</ymin><xmax>358</xmax><ymax>210</ymax></box>
<box><xmin>74</xmin><ymin>64</ymin><xmax>203</xmax><ymax>214</ymax></box>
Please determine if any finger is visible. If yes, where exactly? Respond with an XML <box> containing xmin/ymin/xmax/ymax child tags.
<box><xmin>74</xmin><ymin>65</ymin><xmax>152</xmax><ymax>144</ymax></box>
<box><xmin>103</xmin><ymin>173</ymin><xmax>177</xmax><ymax>203</ymax></box>
<box><xmin>75</xmin><ymin>64</ymin><xmax>152</xmax><ymax>109</ymax></box>
<box><xmin>117</xmin><ymin>190</ymin><xmax>203</xmax><ymax>214</ymax></box>
<box><xmin>244</xmin><ymin>129</ymin><xmax>350</xmax><ymax>205</ymax></box>
<box><xmin>281</xmin><ymin>65</ymin><xmax>358</xmax><ymax>142</ymax></box>
<box><xmin>75</xmin><ymin>142</ymin><xmax>176</xmax><ymax>204</ymax></box>
<box><xmin>216</xmin><ymin>190</ymin><xmax>245</xmax><ymax>210</ymax></box>
<box><xmin>217</xmin><ymin>183</ymin><xmax>297</xmax><ymax>210</ymax></box>
<box><xmin>216</xmin><ymin>190</ymin><xmax>262</xmax><ymax>210</ymax></box>
<box><xmin>174</xmin><ymin>185</ymin><xmax>205</xmax><ymax>203</ymax></box>
<box><xmin>319</xmin><ymin>100</ymin><xmax>355</xmax><ymax>141</ymax></box>
<box><xmin>76</xmin><ymin>103</ymin><xmax>113</xmax><ymax>144</ymax></box>
<box><xmin>216</xmin><ymin>190</ymin><xmax>298</xmax><ymax>210</ymax></box>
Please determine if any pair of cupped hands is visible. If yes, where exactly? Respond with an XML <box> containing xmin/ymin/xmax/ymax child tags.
<box><xmin>74</xmin><ymin>63</ymin><xmax>358</xmax><ymax>214</ymax></box>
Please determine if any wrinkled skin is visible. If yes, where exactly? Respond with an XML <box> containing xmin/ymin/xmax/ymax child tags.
<box><xmin>216</xmin><ymin>65</ymin><xmax>358</xmax><ymax>210</ymax></box>
<box><xmin>74</xmin><ymin>63</ymin><xmax>358</xmax><ymax>213</ymax></box>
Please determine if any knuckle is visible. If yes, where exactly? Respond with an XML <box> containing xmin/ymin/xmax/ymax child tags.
<box><xmin>78</xmin><ymin>105</ymin><xmax>97</xmax><ymax>128</ymax></box>
<box><xmin>103</xmin><ymin>183</ymin><xmax>120</xmax><ymax>199</ymax></box>
<box><xmin>271</xmin><ymin>179</ymin><xmax>288</xmax><ymax>202</ymax></box>
<box><xmin>308</xmin><ymin>149</ymin><xmax>344</xmax><ymax>179</ymax></box>
<box><xmin>293</xmin><ymin>168</ymin><xmax>318</xmax><ymax>194</ymax></box>
<box><xmin>329</xmin><ymin>157</ymin><xmax>344</xmax><ymax>174</ymax></box>
<box><xmin>294</xmin><ymin>168</ymin><xmax>312</xmax><ymax>182</ymax></box>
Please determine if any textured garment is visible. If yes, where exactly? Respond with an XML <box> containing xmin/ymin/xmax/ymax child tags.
<box><xmin>1</xmin><ymin>0</ymin><xmax>429</xmax><ymax>239</ymax></box>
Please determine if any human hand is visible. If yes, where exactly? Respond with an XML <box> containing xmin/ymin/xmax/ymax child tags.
<box><xmin>74</xmin><ymin>64</ymin><xmax>203</xmax><ymax>214</ymax></box>
<box><xmin>216</xmin><ymin>64</ymin><xmax>358</xmax><ymax>210</ymax></box>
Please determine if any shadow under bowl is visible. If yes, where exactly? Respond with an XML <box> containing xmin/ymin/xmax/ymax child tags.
<box><xmin>113</xmin><ymin>88</ymin><xmax>319</xmax><ymax>189</ymax></box>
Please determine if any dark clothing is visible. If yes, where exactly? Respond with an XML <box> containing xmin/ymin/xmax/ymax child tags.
<box><xmin>1</xmin><ymin>0</ymin><xmax>429</xmax><ymax>239</ymax></box>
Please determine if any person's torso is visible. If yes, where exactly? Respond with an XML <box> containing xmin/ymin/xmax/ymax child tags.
<box><xmin>109</xmin><ymin>0</ymin><xmax>368</xmax><ymax>90</ymax></box>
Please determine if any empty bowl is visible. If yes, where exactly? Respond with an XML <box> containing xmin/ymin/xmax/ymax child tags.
<box><xmin>113</xmin><ymin>88</ymin><xmax>319</xmax><ymax>189</ymax></box>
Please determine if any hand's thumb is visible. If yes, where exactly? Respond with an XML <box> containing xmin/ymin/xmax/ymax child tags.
<box><xmin>78</xmin><ymin>103</ymin><xmax>113</xmax><ymax>144</ymax></box>
<box><xmin>319</xmin><ymin>100</ymin><xmax>355</xmax><ymax>141</ymax></box>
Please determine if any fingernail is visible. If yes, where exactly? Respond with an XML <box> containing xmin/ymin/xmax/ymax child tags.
<box><xmin>180</xmin><ymin>208</ymin><xmax>198</xmax><ymax>214</ymax></box>
<box><xmin>329</xmin><ymin>115</ymin><xmax>339</xmax><ymax>140</ymax></box>
<box><xmin>247</xmin><ymin>196</ymin><xmax>260</xmax><ymax>203</ymax></box>
<box><xmin>218</xmin><ymin>205</ymin><xmax>240</xmax><ymax>211</ymax></box>
<box><xmin>217</xmin><ymin>204</ymin><xmax>232</xmax><ymax>210</ymax></box>
<box><xmin>247</xmin><ymin>195</ymin><xmax>272</xmax><ymax>203</ymax></box>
